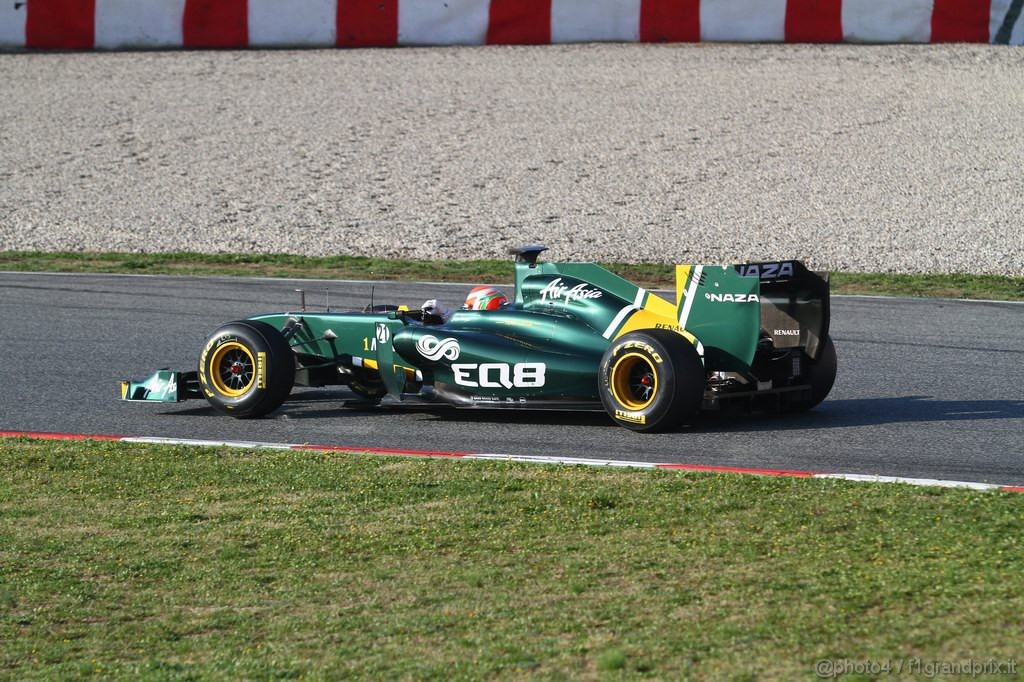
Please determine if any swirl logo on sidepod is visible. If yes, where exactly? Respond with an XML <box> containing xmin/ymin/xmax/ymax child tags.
<box><xmin>416</xmin><ymin>335</ymin><xmax>461</xmax><ymax>362</ymax></box>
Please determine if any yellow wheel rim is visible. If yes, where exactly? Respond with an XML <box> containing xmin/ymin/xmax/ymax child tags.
<box><xmin>210</xmin><ymin>341</ymin><xmax>255</xmax><ymax>397</ymax></box>
<box><xmin>610</xmin><ymin>353</ymin><xmax>657</xmax><ymax>410</ymax></box>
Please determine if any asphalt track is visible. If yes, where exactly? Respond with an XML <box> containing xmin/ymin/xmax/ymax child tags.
<box><xmin>1</xmin><ymin>272</ymin><xmax>1021</xmax><ymax>485</ymax></box>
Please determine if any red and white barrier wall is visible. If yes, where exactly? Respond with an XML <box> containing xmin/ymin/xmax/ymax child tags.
<box><xmin>1</xmin><ymin>0</ymin><xmax>1022</xmax><ymax>49</ymax></box>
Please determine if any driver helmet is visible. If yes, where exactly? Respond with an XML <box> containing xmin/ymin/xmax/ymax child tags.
<box><xmin>464</xmin><ymin>285</ymin><xmax>508</xmax><ymax>311</ymax></box>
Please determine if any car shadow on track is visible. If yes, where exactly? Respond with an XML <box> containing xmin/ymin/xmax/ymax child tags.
<box><xmin>411</xmin><ymin>409</ymin><xmax>617</xmax><ymax>428</ymax></box>
<box><xmin>693</xmin><ymin>397</ymin><xmax>1024</xmax><ymax>433</ymax></box>
<box><xmin>416</xmin><ymin>397</ymin><xmax>1024</xmax><ymax>432</ymax></box>
<box><xmin>157</xmin><ymin>394</ymin><xmax>1023</xmax><ymax>432</ymax></box>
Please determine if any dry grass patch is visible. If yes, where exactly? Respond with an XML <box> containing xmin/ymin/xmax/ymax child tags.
<box><xmin>3</xmin><ymin>250</ymin><xmax>1023</xmax><ymax>300</ymax></box>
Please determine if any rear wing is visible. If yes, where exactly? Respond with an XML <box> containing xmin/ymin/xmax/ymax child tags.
<box><xmin>740</xmin><ymin>261</ymin><xmax>830</xmax><ymax>361</ymax></box>
<box><xmin>675</xmin><ymin>261</ymin><xmax>830</xmax><ymax>370</ymax></box>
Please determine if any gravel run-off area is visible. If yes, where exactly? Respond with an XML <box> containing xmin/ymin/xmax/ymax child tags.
<box><xmin>1</xmin><ymin>44</ymin><xmax>1021</xmax><ymax>274</ymax></box>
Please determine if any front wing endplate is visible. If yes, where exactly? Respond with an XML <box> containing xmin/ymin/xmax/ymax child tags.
<box><xmin>120</xmin><ymin>370</ymin><xmax>202</xmax><ymax>403</ymax></box>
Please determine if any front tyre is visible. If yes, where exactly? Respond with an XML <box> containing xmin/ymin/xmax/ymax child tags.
<box><xmin>198</xmin><ymin>320</ymin><xmax>295</xmax><ymax>418</ymax></box>
<box><xmin>599</xmin><ymin>330</ymin><xmax>706</xmax><ymax>433</ymax></box>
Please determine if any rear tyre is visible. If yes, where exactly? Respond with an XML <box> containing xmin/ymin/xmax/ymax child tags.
<box><xmin>790</xmin><ymin>335</ymin><xmax>837</xmax><ymax>411</ymax></box>
<box><xmin>598</xmin><ymin>330</ymin><xmax>705</xmax><ymax>432</ymax></box>
<box><xmin>198</xmin><ymin>320</ymin><xmax>295</xmax><ymax>418</ymax></box>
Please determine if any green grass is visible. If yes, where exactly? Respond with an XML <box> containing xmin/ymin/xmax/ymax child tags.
<box><xmin>2</xmin><ymin>438</ymin><xmax>1022</xmax><ymax>679</ymax></box>
<box><xmin>2</xmin><ymin>250</ymin><xmax>1022</xmax><ymax>301</ymax></box>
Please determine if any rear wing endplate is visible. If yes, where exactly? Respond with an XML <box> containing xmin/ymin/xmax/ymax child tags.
<box><xmin>737</xmin><ymin>261</ymin><xmax>831</xmax><ymax>361</ymax></box>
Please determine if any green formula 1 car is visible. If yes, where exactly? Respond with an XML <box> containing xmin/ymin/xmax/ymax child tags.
<box><xmin>121</xmin><ymin>246</ymin><xmax>836</xmax><ymax>432</ymax></box>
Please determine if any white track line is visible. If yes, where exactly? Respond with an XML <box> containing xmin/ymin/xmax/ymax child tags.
<box><xmin>4</xmin><ymin>431</ymin><xmax>1021</xmax><ymax>493</ymax></box>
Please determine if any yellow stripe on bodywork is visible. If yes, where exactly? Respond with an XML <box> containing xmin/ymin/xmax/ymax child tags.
<box><xmin>676</xmin><ymin>265</ymin><xmax>691</xmax><ymax>309</ymax></box>
<box><xmin>612</xmin><ymin>288</ymin><xmax>686</xmax><ymax>339</ymax></box>
<box><xmin>360</xmin><ymin>357</ymin><xmax>417</xmax><ymax>379</ymax></box>
<box><xmin>641</xmin><ymin>289</ymin><xmax>677</xmax><ymax>319</ymax></box>
<box><xmin>676</xmin><ymin>264</ymin><xmax>703</xmax><ymax>329</ymax></box>
<box><xmin>614</xmin><ymin>309</ymin><xmax>676</xmax><ymax>337</ymax></box>
<box><xmin>611</xmin><ymin>272</ymin><xmax>704</xmax><ymax>359</ymax></box>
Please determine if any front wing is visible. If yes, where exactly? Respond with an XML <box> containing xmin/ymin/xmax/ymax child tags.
<box><xmin>121</xmin><ymin>370</ymin><xmax>203</xmax><ymax>403</ymax></box>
